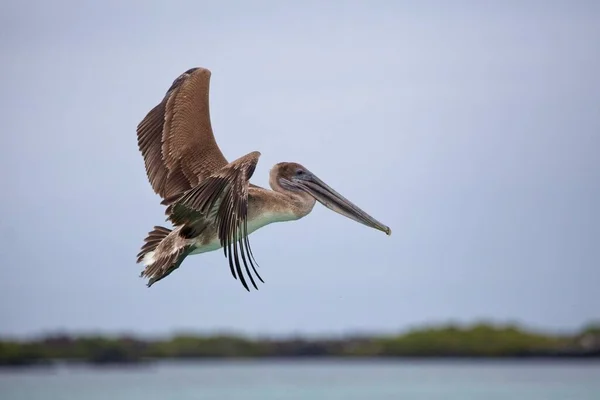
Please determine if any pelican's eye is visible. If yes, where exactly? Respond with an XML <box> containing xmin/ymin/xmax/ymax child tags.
<box><xmin>296</xmin><ymin>169</ymin><xmax>304</xmax><ymax>176</ymax></box>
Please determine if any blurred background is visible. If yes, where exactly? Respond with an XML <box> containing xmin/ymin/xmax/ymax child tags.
<box><xmin>1</xmin><ymin>0</ymin><xmax>599</xmax><ymax>399</ymax></box>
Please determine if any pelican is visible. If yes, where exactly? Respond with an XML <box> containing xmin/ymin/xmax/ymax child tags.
<box><xmin>136</xmin><ymin>67</ymin><xmax>391</xmax><ymax>291</ymax></box>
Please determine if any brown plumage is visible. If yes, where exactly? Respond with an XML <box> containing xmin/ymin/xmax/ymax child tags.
<box><xmin>137</xmin><ymin>67</ymin><xmax>228</xmax><ymax>202</ymax></box>
<box><xmin>135</xmin><ymin>67</ymin><xmax>391</xmax><ymax>291</ymax></box>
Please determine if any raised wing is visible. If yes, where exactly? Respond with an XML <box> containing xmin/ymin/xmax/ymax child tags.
<box><xmin>136</xmin><ymin>67</ymin><xmax>229</xmax><ymax>201</ymax></box>
<box><xmin>169</xmin><ymin>151</ymin><xmax>263</xmax><ymax>291</ymax></box>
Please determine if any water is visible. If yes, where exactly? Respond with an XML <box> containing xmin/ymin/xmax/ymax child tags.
<box><xmin>1</xmin><ymin>360</ymin><xmax>599</xmax><ymax>400</ymax></box>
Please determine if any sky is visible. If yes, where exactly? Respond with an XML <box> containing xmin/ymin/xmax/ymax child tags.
<box><xmin>1</xmin><ymin>0</ymin><xmax>599</xmax><ymax>338</ymax></box>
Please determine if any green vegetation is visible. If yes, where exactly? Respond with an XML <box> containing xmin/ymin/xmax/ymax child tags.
<box><xmin>1</xmin><ymin>322</ymin><xmax>598</xmax><ymax>366</ymax></box>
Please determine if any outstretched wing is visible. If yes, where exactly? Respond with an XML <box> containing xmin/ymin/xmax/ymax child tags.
<box><xmin>169</xmin><ymin>151</ymin><xmax>263</xmax><ymax>291</ymax></box>
<box><xmin>136</xmin><ymin>67</ymin><xmax>229</xmax><ymax>201</ymax></box>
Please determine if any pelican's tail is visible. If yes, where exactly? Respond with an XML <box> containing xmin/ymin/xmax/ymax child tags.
<box><xmin>136</xmin><ymin>225</ymin><xmax>192</xmax><ymax>287</ymax></box>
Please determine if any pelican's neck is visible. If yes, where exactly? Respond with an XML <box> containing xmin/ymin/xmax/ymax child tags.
<box><xmin>245</xmin><ymin>184</ymin><xmax>315</xmax><ymax>236</ymax></box>
<box><xmin>280</xmin><ymin>188</ymin><xmax>316</xmax><ymax>219</ymax></box>
<box><xmin>269</xmin><ymin>174</ymin><xmax>316</xmax><ymax>219</ymax></box>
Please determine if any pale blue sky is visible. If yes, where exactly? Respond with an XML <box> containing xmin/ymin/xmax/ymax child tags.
<box><xmin>1</xmin><ymin>0</ymin><xmax>599</xmax><ymax>337</ymax></box>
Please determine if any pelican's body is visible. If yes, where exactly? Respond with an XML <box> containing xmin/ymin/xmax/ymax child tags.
<box><xmin>136</xmin><ymin>67</ymin><xmax>390</xmax><ymax>290</ymax></box>
<box><xmin>167</xmin><ymin>186</ymin><xmax>310</xmax><ymax>258</ymax></box>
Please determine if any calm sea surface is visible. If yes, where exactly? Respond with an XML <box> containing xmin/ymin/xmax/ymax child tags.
<box><xmin>1</xmin><ymin>360</ymin><xmax>599</xmax><ymax>400</ymax></box>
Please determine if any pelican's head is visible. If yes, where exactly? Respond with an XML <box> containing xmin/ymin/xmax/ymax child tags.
<box><xmin>271</xmin><ymin>162</ymin><xmax>391</xmax><ymax>236</ymax></box>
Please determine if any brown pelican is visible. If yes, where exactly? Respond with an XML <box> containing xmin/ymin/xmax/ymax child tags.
<box><xmin>136</xmin><ymin>67</ymin><xmax>391</xmax><ymax>291</ymax></box>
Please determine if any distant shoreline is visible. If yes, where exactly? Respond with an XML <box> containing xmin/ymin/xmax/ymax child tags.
<box><xmin>2</xmin><ymin>322</ymin><xmax>599</xmax><ymax>367</ymax></box>
<box><xmin>2</xmin><ymin>355</ymin><xmax>600</xmax><ymax>371</ymax></box>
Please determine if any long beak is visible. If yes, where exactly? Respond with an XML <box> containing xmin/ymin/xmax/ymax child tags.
<box><xmin>292</xmin><ymin>174</ymin><xmax>392</xmax><ymax>236</ymax></box>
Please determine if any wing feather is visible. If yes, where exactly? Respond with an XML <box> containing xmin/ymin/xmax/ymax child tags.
<box><xmin>169</xmin><ymin>151</ymin><xmax>264</xmax><ymax>291</ymax></box>
<box><xmin>136</xmin><ymin>67</ymin><xmax>229</xmax><ymax>201</ymax></box>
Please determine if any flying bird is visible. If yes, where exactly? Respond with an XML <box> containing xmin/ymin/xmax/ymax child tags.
<box><xmin>136</xmin><ymin>67</ymin><xmax>391</xmax><ymax>291</ymax></box>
